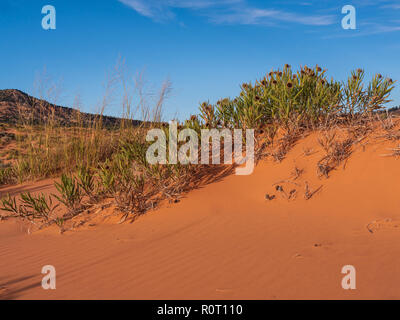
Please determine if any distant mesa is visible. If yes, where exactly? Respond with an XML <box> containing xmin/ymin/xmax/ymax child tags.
<box><xmin>0</xmin><ymin>89</ymin><xmax>141</xmax><ymax>127</ymax></box>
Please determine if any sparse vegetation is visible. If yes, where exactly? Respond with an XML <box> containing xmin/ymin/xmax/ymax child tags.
<box><xmin>317</xmin><ymin>131</ymin><xmax>353</xmax><ymax>178</ymax></box>
<box><xmin>0</xmin><ymin>64</ymin><xmax>398</xmax><ymax>229</ymax></box>
<box><xmin>77</xmin><ymin>165</ymin><xmax>96</xmax><ymax>202</ymax></box>
<box><xmin>381</xmin><ymin>145</ymin><xmax>400</xmax><ymax>158</ymax></box>
<box><xmin>53</xmin><ymin>174</ymin><xmax>83</xmax><ymax>212</ymax></box>
<box><xmin>0</xmin><ymin>192</ymin><xmax>57</xmax><ymax>221</ymax></box>
<box><xmin>0</xmin><ymin>166</ymin><xmax>13</xmax><ymax>185</ymax></box>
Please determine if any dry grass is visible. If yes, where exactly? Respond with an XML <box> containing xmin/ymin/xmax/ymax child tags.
<box><xmin>272</xmin><ymin>130</ymin><xmax>301</xmax><ymax>162</ymax></box>
<box><xmin>304</xmin><ymin>181</ymin><xmax>323</xmax><ymax>200</ymax></box>
<box><xmin>317</xmin><ymin>131</ymin><xmax>354</xmax><ymax>178</ymax></box>
<box><xmin>381</xmin><ymin>145</ymin><xmax>400</xmax><ymax>158</ymax></box>
<box><xmin>0</xmin><ymin>63</ymin><xmax>398</xmax><ymax>229</ymax></box>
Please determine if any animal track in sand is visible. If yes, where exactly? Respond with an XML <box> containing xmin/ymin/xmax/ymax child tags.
<box><xmin>292</xmin><ymin>242</ymin><xmax>334</xmax><ymax>259</ymax></box>
<box><xmin>366</xmin><ymin>218</ymin><xmax>400</xmax><ymax>234</ymax></box>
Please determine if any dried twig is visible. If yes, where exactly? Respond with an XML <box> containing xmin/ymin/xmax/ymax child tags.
<box><xmin>304</xmin><ymin>182</ymin><xmax>323</xmax><ymax>200</ymax></box>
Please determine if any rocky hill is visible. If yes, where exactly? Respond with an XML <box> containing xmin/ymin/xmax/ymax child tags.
<box><xmin>0</xmin><ymin>89</ymin><xmax>141</xmax><ymax>127</ymax></box>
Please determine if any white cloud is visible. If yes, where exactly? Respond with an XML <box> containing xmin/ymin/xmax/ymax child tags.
<box><xmin>118</xmin><ymin>0</ymin><xmax>336</xmax><ymax>26</ymax></box>
<box><xmin>209</xmin><ymin>7</ymin><xmax>335</xmax><ymax>26</ymax></box>
<box><xmin>381</xmin><ymin>4</ymin><xmax>400</xmax><ymax>9</ymax></box>
<box><xmin>119</xmin><ymin>0</ymin><xmax>156</xmax><ymax>18</ymax></box>
<box><xmin>118</xmin><ymin>0</ymin><xmax>242</xmax><ymax>21</ymax></box>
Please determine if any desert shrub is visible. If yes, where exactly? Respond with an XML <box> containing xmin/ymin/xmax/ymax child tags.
<box><xmin>206</xmin><ymin>65</ymin><xmax>395</xmax><ymax>131</ymax></box>
<box><xmin>317</xmin><ymin>131</ymin><xmax>353</xmax><ymax>178</ymax></box>
<box><xmin>0</xmin><ymin>194</ymin><xmax>20</xmax><ymax>217</ymax></box>
<box><xmin>12</xmin><ymin>159</ymin><xmax>30</xmax><ymax>183</ymax></box>
<box><xmin>205</xmin><ymin>65</ymin><xmax>343</xmax><ymax>129</ymax></box>
<box><xmin>53</xmin><ymin>174</ymin><xmax>83</xmax><ymax>211</ymax></box>
<box><xmin>199</xmin><ymin>102</ymin><xmax>217</xmax><ymax>128</ymax></box>
<box><xmin>342</xmin><ymin>70</ymin><xmax>395</xmax><ymax>117</ymax></box>
<box><xmin>97</xmin><ymin>160</ymin><xmax>116</xmax><ymax>195</ymax></box>
<box><xmin>119</xmin><ymin>137</ymin><xmax>149</xmax><ymax>169</ymax></box>
<box><xmin>114</xmin><ymin>174</ymin><xmax>146</xmax><ymax>215</ymax></box>
<box><xmin>0</xmin><ymin>192</ymin><xmax>56</xmax><ymax>221</ymax></box>
<box><xmin>19</xmin><ymin>192</ymin><xmax>57</xmax><ymax>221</ymax></box>
<box><xmin>76</xmin><ymin>165</ymin><xmax>96</xmax><ymax>200</ymax></box>
<box><xmin>0</xmin><ymin>166</ymin><xmax>14</xmax><ymax>185</ymax></box>
<box><xmin>0</xmin><ymin>132</ymin><xmax>16</xmax><ymax>146</ymax></box>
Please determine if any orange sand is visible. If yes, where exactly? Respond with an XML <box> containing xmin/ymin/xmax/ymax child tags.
<box><xmin>1</xmin><ymin>131</ymin><xmax>400</xmax><ymax>299</ymax></box>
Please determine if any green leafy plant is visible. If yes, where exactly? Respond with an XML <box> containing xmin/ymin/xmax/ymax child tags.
<box><xmin>0</xmin><ymin>167</ymin><xmax>13</xmax><ymax>185</ymax></box>
<box><xmin>20</xmin><ymin>192</ymin><xmax>57</xmax><ymax>221</ymax></box>
<box><xmin>77</xmin><ymin>165</ymin><xmax>95</xmax><ymax>200</ymax></box>
<box><xmin>97</xmin><ymin>161</ymin><xmax>116</xmax><ymax>195</ymax></box>
<box><xmin>55</xmin><ymin>217</ymin><xmax>65</xmax><ymax>233</ymax></box>
<box><xmin>53</xmin><ymin>174</ymin><xmax>83</xmax><ymax>210</ymax></box>
<box><xmin>1</xmin><ymin>192</ymin><xmax>57</xmax><ymax>221</ymax></box>
<box><xmin>119</xmin><ymin>138</ymin><xmax>148</xmax><ymax>168</ymax></box>
<box><xmin>12</xmin><ymin>159</ymin><xmax>30</xmax><ymax>184</ymax></box>
<box><xmin>115</xmin><ymin>174</ymin><xmax>147</xmax><ymax>218</ymax></box>
<box><xmin>0</xmin><ymin>194</ymin><xmax>20</xmax><ymax>216</ymax></box>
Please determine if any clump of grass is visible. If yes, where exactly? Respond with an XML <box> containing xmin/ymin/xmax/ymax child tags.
<box><xmin>317</xmin><ymin>131</ymin><xmax>353</xmax><ymax>178</ymax></box>
<box><xmin>53</xmin><ymin>174</ymin><xmax>83</xmax><ymax>212</ymax></box>
<box><xmin>0</xmin><ymin>132</ymin><xmax>16</xmax><ymax>147</ymax></box>
<box><xmin>0</xmin><ymin>166</ymin><xmax>14</xmax><ymax>185</ymax></box>
<box><xmin>376</xmin><ymin>113</ymin><xmax>400</xmax><ymax>141</ymax></box>
<box><xmin>20</xmin><ymin>192</ymin><xmax>57</xmax><ymax>221</ymax></box>
<box><xmin>0</xmin><ymin>192</ymin><xmax>57</xmax><ymax>221</ymax></box>
<box><xmin>272</xmin><ymin>130</ymin><xmax>300</xmax><ymax>162</ymax></box>
<box><xmin>77</xmin><ymin>165</ymin><xmax>96</xmax><ymax>202</ymax></box>
<box><xmin>54</xmin><ymin>217</ymin><xmax>65</xmax><ymax>234</ymax></box>
<box><xmin>381</xmin><ymin>145</ymin><xmax>400</xmax><ymax>158</ymax></box>
<box><xmin>114</xmin><ymin>174</ymin><xmax>148</xmax><ymax>221</ymax></box>
<box><xmin>97</xmin><ymin>161</ymin><xmax>116</xmax><ymax>195</ymax></box>
<box><xmin>0</xmin><ymin>194</ymin><xmax>20</xmax><ymax>217</ymax></box>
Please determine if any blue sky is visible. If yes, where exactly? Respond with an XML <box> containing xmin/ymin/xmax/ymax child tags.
<box><xmin>1</xmin><ymin>0</ymin><xmax>399</xmax><ymax>120</ymax></box>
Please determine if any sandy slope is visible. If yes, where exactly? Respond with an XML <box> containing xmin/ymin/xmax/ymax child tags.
<box><xmin>1</xmin><ymin>131</ymin><xmax>400</xmax><ymax>299</ymax></box>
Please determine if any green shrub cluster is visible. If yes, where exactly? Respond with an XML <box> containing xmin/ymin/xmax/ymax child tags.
<box><xmin>198</xmin><ymin>65</ymin><xmax>395</xmax><ymax>129</ymax></box>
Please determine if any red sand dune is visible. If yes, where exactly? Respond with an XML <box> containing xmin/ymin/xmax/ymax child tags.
<box><xmin>1</xmin><ymin>131</ymin><xmax>400</xmax><ymax>299</ymax></box>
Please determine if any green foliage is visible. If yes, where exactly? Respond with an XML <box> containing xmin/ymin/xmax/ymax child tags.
<box><xmin>184</xmin><ymin>115</ymin><xmax>202</xmax><ymax>134</ymax></box>
<box><xmin>199</xmin><ymin>102</ymin><xmax>217</xmax><ymax>127</ymax></box>
<box><xmin>0</xmin><ymin>192</ymin><xmax>56</xmax><ymax>221</ymax></box>
<box><xmin>204</xmin><ymin>65</ymin><xmax>396</xmax><ymax>129</ymax></box>
<box><xmin>0</xmin><ymin>166</ymin><xmax>13</xmax><ymax>185</ymax></box>
<box><xmin>12</xmin><ymin>159</ymin><xmax>30</xmax><ymax>184</ymax></box>
<box><xmin>115</xmin><ymin>173</ymin><xmax>146</xmax><ymax>214</ymax></box>
<box><xmin>55</xmin><ymin>217</ymin><xmax>64</xmax><ymax>227</ymax></box>
<box><xmin>0</xmin><ymin>194</ymin><xmax>19</xmax><ymax>216</ymax></box>
<box><xmin>53</xmin><ymin>174</ymin><xmax>83</xmax><ymax>210</ymax></box>
<box><xmin>97</xmin><ymin>160</ymin><xmax>116</xmax><ymax>195</ymax></box>
<box><xmin>119</xmin><ymin>137</ymin><xmax>149</xmax><ymax>168</ymax></box>
<box><xmin>20</xmin><ymin>192</ymin><xmax>57</xmax><ymax>221</ymax></box>
<box><xmin>341</xmin><ymin>70</ymin><xmax>395</xmax><ymax>117</ymax></box>
<box><xmin>77</xmin><ymin>165</ymin><xmax>95</xmax><ymax>198</ymax></box>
